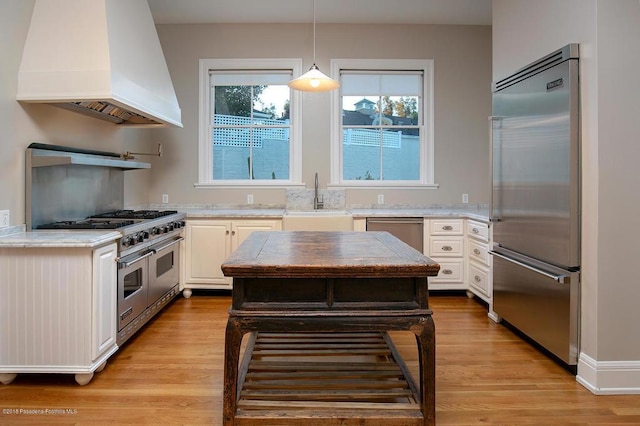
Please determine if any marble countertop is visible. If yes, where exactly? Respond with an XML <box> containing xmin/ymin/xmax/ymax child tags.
<box><xmin>182</xmin><ymin>208</ymin><xmax>286</xmax><ymax>218</ymax></box>
<box><xmin>0</xmin><ymin>227</ymin><xmax>121</xmax><ymax>248</ymax></box>
<box><xmin>0</xmin><ymin>206</ymin><xmax>489</xmax><ymax>248</ymax></box>
<box><xmin>349</xmin><ymin>208</ymin><xmax>489</xmax><ymax>221</ymax></box>
<box><xmin>180</xmin><ymin>207</ymin><xmax>490</xmax><ymax>222</ymax></box>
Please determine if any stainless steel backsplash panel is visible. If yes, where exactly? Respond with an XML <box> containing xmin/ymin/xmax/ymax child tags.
<box><xmin>28</xmin><ymin>165</ymin><xmax>124</xmax><ymax>228</ymax></box>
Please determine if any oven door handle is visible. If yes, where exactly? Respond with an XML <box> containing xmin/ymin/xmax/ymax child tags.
<box><xmin>151</xmin><ymin>236</ymin><xmax>184</xmax><ymax>254</ymax></box>
<box><xmin>117</xmin><ymin>250</ymin><xmax>154</xmax><ymax>268</ymax></box>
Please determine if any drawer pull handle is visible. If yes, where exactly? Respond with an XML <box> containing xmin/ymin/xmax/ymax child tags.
<box><xmin>473</xmin><ymin>248</ymin><xmax>481</xmax><ymax>255</ymax></box>
<box><xmin>442</xmin><ymin>245</ymin><xmax>453</xmax><ymax>251</ymax></box>
<box><xmin>441</xmin><ymin>269</ymin><xmax>453</xmax><ymax>275</ymax></box>
<box><xmin>442</xmin><ymin>225</ymin><xmax>453</xmax><ymax>231</ymax></box>
<box><xmin>474</xmin><ymin>275</ymin><xmax>482</xmax><ymax>282</ymax></box>
<box><xmin>472</xmin><ymin>227</ymin><xmax>480</xmax><ymax>234</ymax></box>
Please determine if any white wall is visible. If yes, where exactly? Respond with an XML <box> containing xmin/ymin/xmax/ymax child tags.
<box><xmin>596</xmin><ymin>1</ymin><xmax>640</xmax><ymax>362</ymax></box>
<box><xmin>0</xmin><ymin>0</ymin><xmax>153</xmax><ymax>228</ymax></box>
<box><xmin>1</xmin><ymin>5</ymin><xmax>491</xmax><ymax>229</ymax></box>
<box><xmin>493</xmin><ymin>0</ymin><xmax>640</xmax><ymax>393</ymax></box>
<box><xmin>151</xmin><ymin>23</ymin><xmax>492</xmax><ymax>208</ymax></box>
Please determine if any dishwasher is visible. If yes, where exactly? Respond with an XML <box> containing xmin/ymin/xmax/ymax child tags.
<box><xmin>366</xmin><ymin>218</ymin><xmax>424</xmax><ymax>253</ymax></box>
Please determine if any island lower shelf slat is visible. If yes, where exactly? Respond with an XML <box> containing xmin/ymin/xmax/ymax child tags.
<box><xmin>234</xmin><ymin>331</ymin><xmax>423</xmax><ymax>425</ymax></box>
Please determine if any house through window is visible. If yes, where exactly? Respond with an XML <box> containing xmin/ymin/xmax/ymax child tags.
<box><xmin>330</xmin><ymin>59</ymin><xmax>434</xmax><ymax>186</ymax></box>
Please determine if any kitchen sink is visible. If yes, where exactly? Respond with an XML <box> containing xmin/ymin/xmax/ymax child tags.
<box><xmin>284</xmin><ymin>210</ymin><xmax>350</xmax><ymax>216</ymax></box>
<box><xmin>282</xmin><ymin>210</ymin><xmax>353</xmax><ymax>231</ymax></box>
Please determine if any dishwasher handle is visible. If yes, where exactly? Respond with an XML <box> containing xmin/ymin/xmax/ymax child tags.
<box><xmin>366</xmin><ymin>218</ymin><xmax>424</xmax><ymax>224</ymax></box>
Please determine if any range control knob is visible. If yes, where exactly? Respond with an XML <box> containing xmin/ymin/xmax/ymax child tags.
<box><xmin>152</xmin><ymin>227</ymin><xmax>162</xmax><ymax>235</ymax></box>
<box><xmin>136</xmin><ymin>233</ymin><xmax>145</xmax><ymax>243</ymax></box>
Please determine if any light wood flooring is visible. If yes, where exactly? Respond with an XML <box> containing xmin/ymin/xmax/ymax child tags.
<box><xmin>1</xmin><ymin>292</ymin><xmax>640</xmax><ymax>425</ymax></box>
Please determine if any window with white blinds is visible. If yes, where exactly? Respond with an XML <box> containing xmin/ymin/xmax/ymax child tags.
<box><xmin>197</xmin><ymin>59</ymin><xmax>302</xmax><ymax>186</ymax></box>
<box><xmin>330</xmin><ymin>59</ymin><xmax>434</xmax><ymax>186</ymax></box>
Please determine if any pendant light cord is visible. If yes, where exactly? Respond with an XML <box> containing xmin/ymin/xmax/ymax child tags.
<box><xmin>312</xmin><ymin>0</ymin><xmax>316</xmax><ymax>64</ymax></box>
<box><xmin>287</xmin><ymin>0</ymin><xmax>339</xmax><ymax>91</ymax></box>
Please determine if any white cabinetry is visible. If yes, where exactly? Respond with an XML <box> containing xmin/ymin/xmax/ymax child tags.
<box><xmin>353</xmin><ymin>217</ymin><xmax>366</xmax><ymax>232</ymax></box>
<box><xmin>92</xmin><ymin>244</ymin><xmax>118</xmax><ymax>362</ymax></box>
<box><xmin>465</xmin><ymin>220</ymin><xmax>493</xmax><ymax>307</ymax></box>
<box><xmin>183</xmin><ymin>219</ymin><xmax>282</xmax><ymax>294</ymax></box>
<box><xmin>0</xmin><ymin>243</ymin><xmax>118</xmax><ymax>386</ymax></box>
<box><xmin>424</xmin><ymin>218</ymin><xmax>466</xmax><ymax>290</ymax></box>
<box><xmin>184</xmin><ymin>220</ymin><xmax>231</xmax><ymax>289</ymax></box>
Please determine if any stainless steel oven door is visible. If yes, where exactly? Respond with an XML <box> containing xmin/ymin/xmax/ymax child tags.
<box><xmin>148</xmin><ymin>236</ymin><xmax>183</xmax><ymax>306</ymax></box>
<box><xmin>117</xmin><ymin>250</ymin><xmax>151</xmax><ymax>330</ymax></box>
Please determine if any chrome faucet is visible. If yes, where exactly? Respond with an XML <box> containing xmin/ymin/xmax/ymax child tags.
<box><xmin>313</xmin><ymin>172</ymin><xmax>324</xmax><ymax>210</ymax></box>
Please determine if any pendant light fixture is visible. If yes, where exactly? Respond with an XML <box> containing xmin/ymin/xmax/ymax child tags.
<box><xmin>288</xmin><ymin>0</ymin><xmax>340</xmax><ymax>92</ymax></box>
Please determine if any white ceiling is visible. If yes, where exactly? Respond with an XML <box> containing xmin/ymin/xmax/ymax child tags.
<box><xmin>147</xmin><ymin>0</ymin><xmax>492</xmax><ymax>25</ymax></box>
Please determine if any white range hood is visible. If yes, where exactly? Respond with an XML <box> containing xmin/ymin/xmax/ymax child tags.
<box><xmin>17</xmin><ymin>0</ymin><xmax>182</xmax><ymax>127</ymax></box>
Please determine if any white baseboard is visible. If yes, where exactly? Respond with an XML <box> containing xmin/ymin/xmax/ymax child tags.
<box><xmin>577</xmin><ymin>352</ymin><xmax>640</xmax><ymax>394</ymax></box>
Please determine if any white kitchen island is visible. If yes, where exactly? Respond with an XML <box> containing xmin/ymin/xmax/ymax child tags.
<box><xmin>0</xmin><ymin>227</ymin><xmax>120</xmax><ymax>385</ymax></box>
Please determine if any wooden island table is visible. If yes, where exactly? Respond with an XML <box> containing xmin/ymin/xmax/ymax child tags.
<box><xmin>221</xmin><ymin>231</ymin><xmax>440</xmax><ymax>425</ymax></box>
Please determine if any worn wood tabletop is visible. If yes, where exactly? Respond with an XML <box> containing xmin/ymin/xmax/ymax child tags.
<box><xmin>221</xmin><ymin>231</ymin><xmax>440</xmax><ymax>278</ymax></box>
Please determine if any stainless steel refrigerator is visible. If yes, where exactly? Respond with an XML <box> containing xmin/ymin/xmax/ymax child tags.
<box><xmin>490</xmin><ymin>44</ymin><xmax>580</xmax><ymax>367</ymax></box>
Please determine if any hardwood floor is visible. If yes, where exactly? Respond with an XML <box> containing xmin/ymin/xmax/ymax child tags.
<box><xmin>1</xmin><ymin>292</ymin><xmax>640</xmax><ymax>425</ymax></box>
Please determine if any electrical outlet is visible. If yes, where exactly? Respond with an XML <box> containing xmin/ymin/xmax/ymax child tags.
<box><xmin>247</xmin><ymin>194</ymin><xmax>254</xmax><ymax>204</ymax></box>
<box><xmin>162</xmin><ymin>194</ymin><xmax>169</xmax><ymax>204</ymax></box>
<box><xmin>0</xmin><ymin>210</ymin><xmax>9</xmax><ymax>228</ymax></box>
<box><xmin>462</xmin><ymin>193</ymin><xmax>469</xmax><ymax>204</ymax></box>
<box><xmin>377</xmin><ymin>194</ymin><xmax>384</xmax><ymax>205</ymax></box>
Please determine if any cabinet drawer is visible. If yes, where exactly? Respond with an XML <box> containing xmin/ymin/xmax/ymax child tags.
<box><xmin>468</xmin><ymin>262</ymin><xmax>490</xmax><ymax>294</ymax></box>
<box><xmin>429</xmin><ymin>236</ymin><xmax>464</xmax><ymax>257</ymax></box>
<box><xmin>430</xmin><ymin>259</ymin><xmax>464</xmax><ymax>283</ymax></box>
<box><xmin>467</xmin><ymin>220</ymin><xmax>489</xmax><ymax>242</ymax></box>
<box><xmin>430</xmin><ymin>219</ymin><xmax>463</xmax><ymax>235</ymax></box>
<box><xmin>468</xmin><ymin>239</ymin><xmax>490</xmax><ymax>265</ymax></box>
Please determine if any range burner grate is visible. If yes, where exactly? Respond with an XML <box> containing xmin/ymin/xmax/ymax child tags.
<box><xmin>38</xmin><ymin>219</ymin><xmax>135</xmax><ymax>230</ymax></box>
<box><xmin>90</xmin><ymin>210</ymin><xmax>178</xmax><ymax>220</ymax></box>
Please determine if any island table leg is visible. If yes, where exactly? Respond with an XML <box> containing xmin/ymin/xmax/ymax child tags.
<box><xmin>223</xmin><ymin>317</ymin><xmax>243</xmax><ymax>426</ymax></box>
<box><xmin>415</xmin><ymin>315</ymin><xmax>436</xmax><ymax>426</ymax></box>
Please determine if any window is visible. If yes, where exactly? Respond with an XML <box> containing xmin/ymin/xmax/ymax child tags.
<box><xmin>197</xmin><ymin>59</ymin><xmax>302</xmax><ymax>186</ymax></box>
<box><xmin>330</xmin><ymin>59</ymin><xmax>434</xmax><ymax>186</ymax></box>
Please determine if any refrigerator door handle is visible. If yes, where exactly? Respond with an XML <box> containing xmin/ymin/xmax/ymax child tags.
<box><xmin>489</xmin><ymin>116</ymin><xmax>503</xmax><ymax>223</ymax></box>
<box><xmin>490</xmin><ymin>251</ymin><xmax>568</xmax><ymax>283</ymax></box>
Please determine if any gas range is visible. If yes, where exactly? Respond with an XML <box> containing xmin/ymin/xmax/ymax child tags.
<box><xmin>38</xmin><ymin>209</ymin><xmax>186</xmax><ymax>257</ymax></box>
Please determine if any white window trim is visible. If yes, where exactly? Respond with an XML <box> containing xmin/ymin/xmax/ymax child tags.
<box><xmin>329</xmin><ymin>58</ymin><xmax>435</xmax><ymax>187</ymax></box>
<box><xmin>197</xmin><ymin>58</ymin><xmax>303</xmax><ymax>187</ymax></box>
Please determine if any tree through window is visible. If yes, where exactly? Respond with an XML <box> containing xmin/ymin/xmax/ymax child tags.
<box><xmin>331</xmin><ymin>59</ymin><xmax>434</xmax><ymax>186</ymax></box>
<box><xmin>198</xmin><ymin>59</ymin><xmax>302</xmax><ymax>186</ymax></box>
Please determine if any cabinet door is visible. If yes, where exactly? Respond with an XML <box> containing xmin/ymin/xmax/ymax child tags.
<box><xmin>467</xmin><ymin>220</ymin><xmax>489</xmax><ymax>242</ymax></box>
<box><xmin>429</xmin><ymin>236</ymin><xmax>464</xmax><ymax>257</ymax></box>
<box><xmin>92</xmin><ymin>243</ymin><xmax>118</xmax><ymax>361</ymax></box>
<box><xmin>465</xmin><ymin>219</ymin><xmax>493</xmax><ymax>306</ymax></box>
<box><xmin>468</xmin><ymin>239</ymin><xmax>490</xmax><ymax>264</ymax></box>
<box><xmin>429</xmin><ymin>219</ymin><xmax>464</xmax><ymax>235</ymax></box>
<box><xmin>468</xmin><ymin>261</ymin><xmax>490</xmax><ymax>297</ymax></box>
<box><xmin>185</xmin><ymin>220</ymin><xmax>231</xmax><ymax>286</ymax></box>
<box><xmin>232</xmin><ymin>220</ymin><xmax>282</xmax><ymax>251</ymax></box>
<box><xmin>429</xmin><ymin>259</ymin><xmax>464</xmax><ymax>283</ymax></box>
